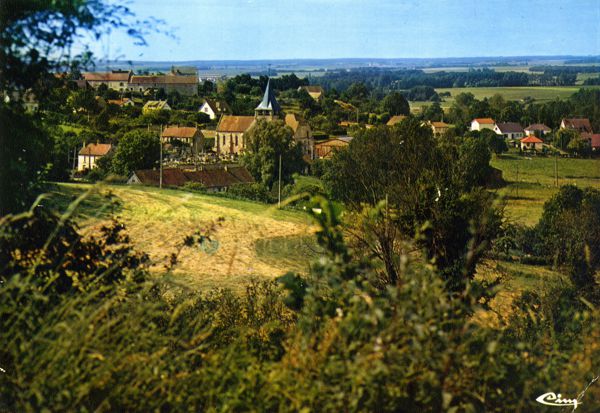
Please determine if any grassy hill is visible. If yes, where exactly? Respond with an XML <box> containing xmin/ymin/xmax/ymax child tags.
<box><xmin>43</xmin><ymin>183</ymin><xmax>317</xmax><ymax>291</ymax></box>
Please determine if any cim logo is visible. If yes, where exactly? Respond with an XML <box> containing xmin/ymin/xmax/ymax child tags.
<box><xmin>536</xmin><ymin>392</ymin><xmax>579</xmax><ymax>410</ymax></box>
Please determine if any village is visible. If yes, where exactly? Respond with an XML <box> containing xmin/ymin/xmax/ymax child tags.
<box><xmin>50</xmin><ymin>66</ymin><xmax>598</xmax><ymax>193</ymax></box>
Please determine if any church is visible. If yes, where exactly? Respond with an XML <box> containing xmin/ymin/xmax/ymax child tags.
<box><xmin>215</xmin><ymin>79</ymin><xmax>314</xmax><ymax>160</ymax></box>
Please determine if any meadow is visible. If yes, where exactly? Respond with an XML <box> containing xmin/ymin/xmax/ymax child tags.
<box><xmin>491</xmin><ymin>151</ymin><xmax>600</xmax><ymax>226</ymax></box>
<box><xmin>409</xmin><ymin>85</ymin><xmax>596</xmax><ymax>113</ymax></box>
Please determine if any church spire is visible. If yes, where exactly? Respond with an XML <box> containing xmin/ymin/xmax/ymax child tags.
<box><xmin>255</xmin><ymin>78</ymin><xmax>280</xmax><ymax>120</ymax></box>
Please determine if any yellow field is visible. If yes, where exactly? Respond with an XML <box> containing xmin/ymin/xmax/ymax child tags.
<box><xmin>46</xmin><ymin>183</ymin><xmax>316</xmax><ymax>291</ymax></box>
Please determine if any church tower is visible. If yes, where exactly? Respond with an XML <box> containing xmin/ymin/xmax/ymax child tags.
<box><xmin>254</xmin><ymin>78</ymin><xmax>280</xmax><ymax>120</ymax></box>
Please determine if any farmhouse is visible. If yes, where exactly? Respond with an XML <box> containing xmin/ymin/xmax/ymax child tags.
<box><xmin>143</xmin><ymin>100</ymin><xmax>171</xmax><ymax>114</ymax></box>
<box><xmin>82</xmin><ymin>70</ymin><xmax>132</xmax><ymax>91</ymax></box>
<box><xmin>386</xmin><ymin>115</ymin><xmax>407</xmax><ymax>126</ymax></box>
<box><xmin>315</xmin><ymin>137</ymin><xmax>352</xmax><ymax>159</ymax></box>
<box><xmin>494</xmin><ymin>122</ymin><xmax>524</xmax><ymax>140</ymax></box>
<box><xmin>429</xmin><ymin>121</ymin><xmax>451</xmax><ymax>137</ymax></box>
<box><xmin>524</xmin><ymin>123</ymin><xmax>551</xmax><ymax>137</ymax></box>
<box><xmin>560</xmin><ymin>118</ymin><xmax>593</xmax><ymax>134</ymax></box>
<box><xmin>161</xmin><ymin>126</ymin><xmax>204</xmax><ymax>153</ymax></box>
<box><xmin>520</xmin><ymin>135</ymin><xmax>544</xmax><ymax>151</ymax></box>
<box><xmin>199</xmin><ymin>98</ymin><xmax>231</xmax><ymax>119</ymax></box>
<box><xmin>127</xmin><ymin>166</ymin><xmax>254</xmax><ymax>192</ymax></box>
<box><xmin>470</xmin><ymin>118</ymin><xmax>496</xmax><ymax>131</ymax></box>
<box><xmin>77</xmin><ymin>143</ymin><xmax>112</xmax><ymax>171</ymax></box>
<box><xmin>285</xmin><ymin>113</ymin><xmax>315</xmax><ymax>160</ymax></box>
<box><xmin>299</xmin><ymin>85</ymin><xmax>325</xmax><ymax>101</ymax></box>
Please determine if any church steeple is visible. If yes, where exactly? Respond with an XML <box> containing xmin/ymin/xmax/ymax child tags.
<box><xmin>255</xmin><ymin>78</ymin><xmax>280</xmax><ymax>120</ymax></box>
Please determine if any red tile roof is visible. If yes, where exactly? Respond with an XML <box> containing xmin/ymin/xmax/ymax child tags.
<box><xmin>79</xmin><ymin>143</ymin><xmax>112</xmax><ymax>156</ymax></box>
<box><xmin>386</xmin><ymin>115</ymin><xmax>407</xmax><ymax>126</ymax></box>
<box><xmin>590</xmin><ymin>134</ymin><xmax>600</xmax><ymax>149</ymax></box>
<box><xmin>431</xmin><ymin>121</ymin><xmax>450</xmax><ymax>128</ymax></box>
<box><xmin>520</xmin><ymin>136</ymin><xmax>543</xmax><ymax>143</ymax></box>
<box><xmin>217</xmin><ymin>116</ymin><xmax>255</xmax><ymax>133</ymax></box>
<box><xmin>473</xmin><ymin>118</ymin><xmax>495</xmax><ymax>124</ymax></box>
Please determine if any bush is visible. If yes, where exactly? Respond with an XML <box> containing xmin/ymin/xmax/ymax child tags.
<box><xmin>226</xmin><ymin>183</ymin><xmax>275</xmax><ymax>203</ymax></box>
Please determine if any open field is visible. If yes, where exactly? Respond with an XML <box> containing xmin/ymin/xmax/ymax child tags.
<box><xmin>43</xmin><ymin>183</ymin><xmax>317</xmax><ymax>291</ymax></box>
<box><xmin>409</xmin><ymin>85</ymin><xmax>599</xmax><ymax>113</ymax></box>
<box><xmin>491</xmin><ymin>152</ymin><xmax>600</xmax><ymax>226</ymax></box>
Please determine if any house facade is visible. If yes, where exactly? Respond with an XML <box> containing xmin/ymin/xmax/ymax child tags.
<box><xmin>524</xmin><ymin>123</ymin><xmax>551</xmax><ymax>137</ymax></box>
<box><xmin>199</xmin><ymin>98</ymin><xmax>231</xmax><ymax>120</ymax></box>
<box><xmin>470</xmin><ymin>118</ymin><xmax>496</xmax><ymax>131</ymax></box>
<box><xmin>129</xmin><ymin>75</ymin><xmax>198</xmax><ymax>96</ymax></box>
<box><xmin>520</xmin><ymin>136</ymin><xmax>544</xmax><ymax>151</ymax></box>
<box><xmin>161</xmin><ymin>126</ymin><xmax>204</xmax><ymax>153</ymax></box>
<box><xmin>77</xmin><ymin>143</ymin><xmax>112</xmax><ymax>171</ymax></box>
<box><xmin>430</xmin><ymin>121</ymin><xmax>450</xmax><ymax>137</ymax></box>
<box><xmin>560</xmin><ymin>118</ymin><xmax>593</xmax><ymax>134</ymax></box>
<box><xmin>83</xmin><ymin>71</ymin><xmax>132</xmax><ymax>91</ymax></box>
<box><xmin>494</xmin><ymin>122</ymin><xmax>524</xmax><ymax>140</ymax></box>
<box><xmin>315</xmin><ymin>137</ymin><xmax>352</xmax><ymax>159</ymax></box>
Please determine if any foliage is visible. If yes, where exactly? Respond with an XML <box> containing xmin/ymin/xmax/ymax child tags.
<box><xmin>0</xmin><ymin>105</ymin><xmax>51</xmax><ymax>214</ymax></box>
<box><xmin>323</xmin><ymin>119</ymin><xmax>501</xmax><ymax>290</ymax></box>
<box><xmin>535</xmin><ymin>185</ymin><xmax>600</xmax><ymax>287</ymax></box>
<box><xmin>240</xmin><ymin>120</ymin><xmax>305</xmax><ymax>188</ymax></box>
<box><xmin>226</xmin><ymin>182</ymin><xmax>275</xmax><ymax>204</ymax></box>
<box><xmin>110</xmin><ymin>130</ymin><xmax>160</xmax><ymax>176</ymax></box>
<box><xmin>380</xmin><ymin>91</ymin><xmax>410</xmax><ymax>116</ymax></box>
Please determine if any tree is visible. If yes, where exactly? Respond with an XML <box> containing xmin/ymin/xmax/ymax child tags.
<box><xmin>536</xmin><ymin>185</ymin><xmax>600</xmax><ymax>287</ymax></box>
<box><xmin>323</xmin><ymin>119</ymin><xmax>501</xmax><ymax>290</ymax></box>
<box><xmin>481</xmin><ymin>129</ymin><xmax>508</xmax><ymax>155</ymax></box>
<box><xmin>554</xmin><ymin>128</ymin><xmax>579</xmax><ymax>150</ymax></box>
<box><xmin>422</xmin><ymin>101</ymin><xmax>444</xmax><ymax>122</ymax></box>
<box><xmin>240</xmin><ymin>120</ymin><xmax>305</xmax><ymax>189</ymax></box>
<box><xmin>110</xmin><ymin>130</ymin><xmax>160</xmax><ymax>176</ymax></box>
<box><xmin>380</xmin><ymin>91</ymin><xmax>410</xmax><ymax>116</ymax></box>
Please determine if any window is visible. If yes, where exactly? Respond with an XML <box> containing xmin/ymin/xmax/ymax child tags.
<box><xmin>223</xmin><ymin>135</ymin><xmax>226</xmax><ymax>145</ymax></box>
<box><xmin>235</xmin><ymin>135</ymin><xmax>238</xmax><ymax>146</ymax></box>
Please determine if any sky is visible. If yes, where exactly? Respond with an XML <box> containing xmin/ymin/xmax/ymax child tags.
<box><xmin>90</xmin><ymin>0</ymin><xmax>600</xmax><ymax>61</ymax></box>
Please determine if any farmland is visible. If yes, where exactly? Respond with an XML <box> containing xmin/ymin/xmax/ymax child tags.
<box><xmin>409</xmin><ymin>85</ymin><xmax>590</xmax><ymax>113</ymax></box>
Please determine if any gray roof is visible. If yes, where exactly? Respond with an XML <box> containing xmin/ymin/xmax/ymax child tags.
<box><xmin>495</xmin><ymin>122</ymin><xmax>523</xmax><ymax>134</ymax></box>
<box><xmin>255</xmin><ymin>78</ymin><xmax>280</xmax><ymax>113</ymax></box>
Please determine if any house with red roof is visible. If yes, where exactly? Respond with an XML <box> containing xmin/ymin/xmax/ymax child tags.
<box><xmin>77</xmin><ymin>143</ymin><xmax>113</xmax><ymax>171</ymax></box>
<box><xmin>560</xmin><ymin>118</ymin><xmax>593</xmax><ymax>134</ymax></box>
<box><xmin>520</xmin><ymin>135</ymin><xmax>544</xmax><ymax>151</ymax></box>
<box><xmin>524</xmin><ymin>123</ymin><xmax>551</xmax><ymax>137</ymax></box>
<box><xmin>470</xmin><ymin>118</ymin><xmax>496</xmax><ymax>132</ymax></box>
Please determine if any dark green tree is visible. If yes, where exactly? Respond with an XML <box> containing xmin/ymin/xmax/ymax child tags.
<box><xmin>240</xmin><ymin>120</ymin><xmax>305</xmax><ymax>189</ymax></box>
<box><xmin>110</xmin><ymin>130</ymin><xmax>160</xmax><ymax>176</ymax></box>
<box><xmin>380</xmin><ymin>91</ymin><xmax>410</xmax><ymax>116</ymax></box>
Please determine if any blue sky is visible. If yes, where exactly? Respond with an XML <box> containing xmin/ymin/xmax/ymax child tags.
<box><xmin>92</xmin><ymin>0</ymin><xmax>600</xmax><ymax>61</ymax></box>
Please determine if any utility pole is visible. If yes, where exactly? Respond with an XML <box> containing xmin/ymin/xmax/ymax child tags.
<box><xmin>159</xmin><ymin>124</ymin><xmax>163</xmax><ymax>189</ymax></box>
<box><xmin>278</xmin><ymin>154</ymin><xmax>282</xmax><ymax>208</ymax></box>
<box><xmin>515</xmin><ymin>163</ymin><xmax>519</xmax><ymax>198</ymax></box>
<box><xmin>554</xmin><ymin>152</ymin><xmax>558</xmax><ymax>187</ymax></box>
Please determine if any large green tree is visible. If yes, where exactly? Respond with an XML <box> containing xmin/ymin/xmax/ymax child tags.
<box><xmin>380</xmin><ymin>91</ymin><xmax>410</xmax><ymax>116</ymax></box>
<box><xmin>241</xmin><ymin>120</ymin><xmax>305</xmax><ymax>189</ymax></box>
<box><xmin>323</xmin><ymin>119</ymin><xmax>500</xmax><ymax>290</ymax></box>
<box><xmin>110</xmin><ymin>130</ymin><xmax>160</xmax><ymax>176</ymax></box>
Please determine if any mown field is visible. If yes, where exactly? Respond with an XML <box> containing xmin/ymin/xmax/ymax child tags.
<box><xmin>491</xmin><ymin>151</ymin><xmax>600</xmax><ymax>226</ymax></box>
<box><xmin>43</xmin><ymin>183</ymin><xmax>317</xmax><ymax>291</ymax></box>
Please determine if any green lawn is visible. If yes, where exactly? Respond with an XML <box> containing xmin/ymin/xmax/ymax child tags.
<box><xmin>491</xmin><ymin>152</ymin><xmax>600</xmax><ymax>226</ymax></box>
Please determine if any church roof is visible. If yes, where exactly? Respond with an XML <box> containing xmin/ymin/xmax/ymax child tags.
<box><xmin>255</xmin><ymin>78</ymin><xmax>280</xmax><ymax>113</ymax></box>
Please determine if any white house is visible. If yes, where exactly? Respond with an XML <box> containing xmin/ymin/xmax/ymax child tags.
<box><xmin>524</xmin><ymin>124</ymin><xmax>551</xmax><ymax>137</ymax></box>
<box><xmin>199</xmin><ymin>98</ymin><xmax>231</xmax><ymax>120</ymax></box>
<box><xmin>78</xmin><ymin>143</ymin><xmax>112</xmax><ymax>171</ymax></box>
<box><xmin>470</xmin><ymin>118</ymin><xmax>496</xmax><ymax>132</ymax></box>
<box><xmin>494</xmin><ymin>122</ymin><xmax>524</xmax><ymax>140</ymax></box>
